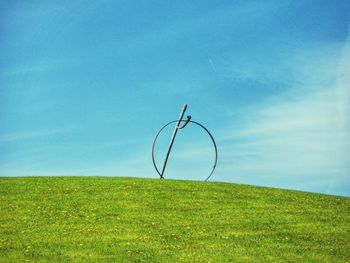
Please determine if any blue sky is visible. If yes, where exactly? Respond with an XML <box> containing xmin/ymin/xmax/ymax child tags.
<box><xmin>1</xmin><ymin>1</ymin><xmax>349</xmax><ymax>196</ymax></box>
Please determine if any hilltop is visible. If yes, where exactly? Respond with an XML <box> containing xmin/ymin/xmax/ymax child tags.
<box><xmin>1</xmin><ymin>177</ymin><xmax>349</xmax><ymax>262</ymax></box>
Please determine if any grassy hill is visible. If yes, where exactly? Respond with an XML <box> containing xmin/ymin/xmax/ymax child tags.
<box><xmin>0</xmin><ymin>177</ymin><xmax>349</xmax><ymax>262</ymax></box>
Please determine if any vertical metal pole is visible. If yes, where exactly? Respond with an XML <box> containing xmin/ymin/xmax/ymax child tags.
<box><xmin>160</xmin><ymin>104</ymin><xmax>187</xmax><ymax>179</ymax></box>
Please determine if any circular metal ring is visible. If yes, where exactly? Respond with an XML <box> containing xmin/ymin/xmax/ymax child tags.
<box><xmin>152</xmin><ymin>120</ymin><xmax>218</xmax><ymax>181</ymax></box>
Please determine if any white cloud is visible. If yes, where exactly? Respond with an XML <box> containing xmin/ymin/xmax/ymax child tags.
<box><xmin>0</xmin><ymin>126</ymin><xmax>78</xmax><ymax>143</ymax></box>
<box><xmin>216</xmin><ymin>38</ymin><xmax>350</xmax><ymax>196</ymax></box>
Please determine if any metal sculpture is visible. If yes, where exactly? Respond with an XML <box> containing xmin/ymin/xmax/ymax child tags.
<box><xmin>152</xmin><ymin>104</ymin><xmax>218</xmax><ymax>181</ymax></box>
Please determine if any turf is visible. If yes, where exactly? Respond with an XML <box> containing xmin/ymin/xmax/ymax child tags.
<box><xmin>0</xmin><ymin>177</ymin><xmax>349</xmax><ymax>262</ymax></box>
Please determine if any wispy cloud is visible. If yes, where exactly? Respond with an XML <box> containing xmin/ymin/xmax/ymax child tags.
<box><xmin>217</xmin><ymin>37</ymin><xmax>350</xmax><ymax>196</ymax></box>
<box><xmin>1</xmin><ymin>63</ymin><xmax>58</xmax><ymax>76</ymax></box>
<box><xmin>0</xmin><ymin>57</ymin><xmax>78</xmax><ymax>77</ymax></box>
<box><xmin>0</xmin><ymin>126</ymin><xmax>77</xmax><ymax>143</ymax></box>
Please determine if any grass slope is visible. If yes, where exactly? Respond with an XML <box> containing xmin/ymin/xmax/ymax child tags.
<box><xmin>0</xmin><ymin>177</ymin><xmax>349</xmax><ymax>262</ymax></box>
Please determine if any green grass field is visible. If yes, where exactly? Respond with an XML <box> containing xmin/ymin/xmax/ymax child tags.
<box><xmin>0</xmin><ymin>177</ymin><xmax>349</xmax><ymax>262</ymax></box>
